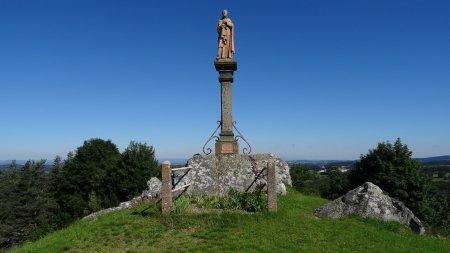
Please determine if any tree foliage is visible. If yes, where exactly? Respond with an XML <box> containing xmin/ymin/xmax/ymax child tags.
<box><xmin>290</xmin><ymin>164</ymin><xmax>349</xmax><ymax>199</ymax></box>
<box><xmin>52</xmin><ymin>139</ymin><xmax>122</xmax><ymax>219</ymax></box>
<box><xmin>52</xmin><ymin>139</ymin><xmax>159</xmax><ymax>222</ymax></box>
<box><xmin>350</xmin><ymin>138</ymin><xmax>449</xmax><ymax>230</ymax></box>
<box><xmin>0</xmin><ymin>160</ymin><xmax>56</xmax><ymax>249</ymax></box>
<box><xmin>119</xmin><ymin>141</ymin><xmax>159</xmax><ymax>200</ymax></box>
<box><xmin>0</xmin><ymin>138</ymin><xmax>160</xmax><ymax>249</ymax></box>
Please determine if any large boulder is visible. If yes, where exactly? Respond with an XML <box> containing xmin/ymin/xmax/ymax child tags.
<box><xmin>184</xmin><ymin>153</ymin><xmax>292</xmax><ymax>196</ymax></box>
<box><xmin>314</xmin><ymin>182</ymin><xmax>425</xmax><ymax>235</ymax></box>
<box><xmin>141</xmin><ymin>177</ymin><xmax>162</xmax><ymax>200</ymax></box>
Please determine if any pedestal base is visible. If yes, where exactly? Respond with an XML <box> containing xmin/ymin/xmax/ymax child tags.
<box><xmin>215</xmin><ymin>140</ymin><xmax>239</xmax><ymax>155</ymax></box>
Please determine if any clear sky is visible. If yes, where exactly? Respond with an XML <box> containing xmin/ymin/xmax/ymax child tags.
<box><xmin>1</xmin><ymin>0</ymin><xmax>449</xmax><ymax>161</ymax></box>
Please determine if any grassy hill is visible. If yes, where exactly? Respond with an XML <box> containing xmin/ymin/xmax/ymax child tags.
<box><xmin>12</xmin><ymin>189</ymin><xmax>450</xmax><ymax>253</ymax></box>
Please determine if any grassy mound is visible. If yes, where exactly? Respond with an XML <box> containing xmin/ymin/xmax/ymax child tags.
<box><xmin>12</xmin><ymin>189</ymin><xmax>449</xmax><ymax>253</ymax></box>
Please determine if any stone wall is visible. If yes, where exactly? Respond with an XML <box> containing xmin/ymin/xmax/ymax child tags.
<box><xmin>171</xmin><ymin>153</ymin><xmax>291</xmax><ymax>197</ymax></box>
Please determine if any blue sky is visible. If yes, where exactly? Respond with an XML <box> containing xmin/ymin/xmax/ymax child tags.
<box><xmin>1</xmin><ymin>0</ymin><xmax>449</xmax><ymax>161</ymax></box>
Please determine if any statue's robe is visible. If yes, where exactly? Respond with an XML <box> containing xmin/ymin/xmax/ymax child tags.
<box><xmin>217</xmin><ymin>18</ymin><xmax>234</xmax><ymax>59</ymax></box>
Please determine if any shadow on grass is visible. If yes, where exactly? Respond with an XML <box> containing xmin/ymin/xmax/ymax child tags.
<box><xmin>131</xmin><ymin>202</ymin><xmax>161</xmax><ymax>217</ymax></box>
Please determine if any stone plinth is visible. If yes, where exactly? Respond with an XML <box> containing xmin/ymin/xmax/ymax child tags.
<box><xmin>172</xmin><ymin>154</ymin><xmax>292</xmax><ymax>197</ymax></box>
<box><xmin>215</xmin><ymin>141</ymin><xmax>238</xmax><ymax>155</ymax></box>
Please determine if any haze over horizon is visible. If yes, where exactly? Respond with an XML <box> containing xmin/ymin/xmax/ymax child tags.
<box><xmin>1</xmin><ymin>1</ymin><xmax>449</xmax><ymax>161</ymax></box>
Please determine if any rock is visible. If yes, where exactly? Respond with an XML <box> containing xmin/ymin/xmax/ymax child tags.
<box><xmin>314</xmin><ymin>182</ymin><xmax>425</xmax><ymax>235</ymax></box>
<box><xmin>141</xmin><ymin>177</ymin><xmax>162</xmax><ymax>199</ymax></box>
<box><xmin>184</xmin><ymin>153</ymin><xmax>291</xmax><ymax>196</ymax></box>
<box><xmin>276</xmin><ymin>181</ymin><xmax>287</xmax><ymax>195</ymax></box>
<box><xmin>82</xmin><ymin>206</ymin><xmax>123</xmax><ymax>220</ymax></box>
<box><xmin>83</xmin><ymin>196</ymin><xmax>142</xmax><ymax>221</ymax></box>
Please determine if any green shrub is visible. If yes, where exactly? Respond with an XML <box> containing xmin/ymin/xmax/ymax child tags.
<box><xmin>172</xmin><ymin>196</ymin><xmax>192</xmax><ymax>214</ymax></box>
<box><xmin>194</xmin><ymin>189</ymin><xmax>267</xmax><ymax>212</ymax></box>
<box><xmin>241</xmin><ymin>190</ymin><xmax>266</xmax><ymax>212</ymax></box>
<box><xmin>87</xmin><ymin>191</ymin><xmax>102</xmax><ymax>214</ymax></box>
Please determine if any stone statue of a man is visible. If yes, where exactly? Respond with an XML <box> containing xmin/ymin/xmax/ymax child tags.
<box><xmin>216</xmin><ymin>10</ymin><xmax>235</xmax><ymax>60</ymax></box>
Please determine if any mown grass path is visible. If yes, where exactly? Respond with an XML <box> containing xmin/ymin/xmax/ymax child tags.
<box><xmin>13</xmin><ymin>189</ymin><xmax>450</xmax><ymax>253</ymax></box>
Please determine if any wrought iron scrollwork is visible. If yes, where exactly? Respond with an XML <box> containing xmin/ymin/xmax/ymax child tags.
<box><xmin>232</xmin><ymin>121</ymin><xmax>252</xmax><ymax>154</ymax></box>
<box><xmin>202</xmin><ymin>121</ymin><xmax>221</xmax><ymax>155</ymax></box>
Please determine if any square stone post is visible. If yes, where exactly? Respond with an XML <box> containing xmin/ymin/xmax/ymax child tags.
<box><xmin>214</xmin><ymin>60</ymin><xmax>239</xmax><ymax>154</ymax></box>
<box><xmin>161</xmin><ymin>161</ymin><xmax>172</xmax><ymax>214</ymax></box>
<box><xmin>267</xmin><ymin>162</ymin><xmax>277</xmax><ymax>212</ymax></box>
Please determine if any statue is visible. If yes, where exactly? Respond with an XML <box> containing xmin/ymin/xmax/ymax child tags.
<box><xmin>216</xmin><ymin>10</ymin><xmax>235</xmax><ymax>61</ymax></box>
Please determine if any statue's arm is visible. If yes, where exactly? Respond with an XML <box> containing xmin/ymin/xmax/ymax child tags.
<box><xmin>225</xmin><ymin>19</ymin><xmax>233</xmax><ymax>28</ymax></box>
<box><xmin>217</xmin><ymin>20</ymin><xmax>223</xmax><ymax>32</ymax></box>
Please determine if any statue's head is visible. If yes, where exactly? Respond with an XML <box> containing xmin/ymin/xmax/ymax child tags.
<box><xmin>222</xmin><ymin>10</ymin><xmax>228</xmax><ymax>18</ymax></box>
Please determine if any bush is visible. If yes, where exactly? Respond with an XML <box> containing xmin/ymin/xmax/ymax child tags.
<box><xmin>172</xmin><ymin>196</ymin><xmax>192</xmax><ymax>214</ymax></box>
<box><xmin>195</xmin><ymin>189</ymin><xmax>267</xmax><ymax>212</ymax></box>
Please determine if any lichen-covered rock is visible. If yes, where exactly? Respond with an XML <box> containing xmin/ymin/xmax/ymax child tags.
<box><xmin>314</xmin><ymin>182</ymin><xmax>425</xmax><ymax>235</ymax></box>
<box><xmin>179</xmin><ymin>153</ymin><xmax>291</xmax><ymax>197</ymax></box>
<box><xmin>141</xmin><ymin>177</ymin><xmax>161</xmax><ymax>200</ymax></box>
<box><xmin>83</xmin><ymin>196</ymin><xmax>142</xmax><ymax>220</ymax></box>
<box><xmin>276</xmin><ymin>182</ymin><xmax>287</xmax><ymax>195</ymax></box>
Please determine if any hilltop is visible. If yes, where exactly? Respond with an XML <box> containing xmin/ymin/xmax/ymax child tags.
<box><xmin>12</xmin><ymin>188</ymin><xmax>449</xmax><ymax>253</ymax></box>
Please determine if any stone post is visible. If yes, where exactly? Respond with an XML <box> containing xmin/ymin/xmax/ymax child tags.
<box><xmin>267</xmin><ymin>162</ymin><xmax>277</xmax><ymax>212</ymax></box>
<box><xmin>214</xmin><ymin>60</ymin><xmax>239</xmax><ymax>154</ymax></box>
<box><xmin>161</xmin><ymin>161</ymin><xmax>172</xmax><ymax>214</ymax></box>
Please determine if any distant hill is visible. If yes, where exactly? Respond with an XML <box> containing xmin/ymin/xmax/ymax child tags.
<box><xmin>415</xmin><ymin>156</ymin><xmax>450</xmax><ymax>165</ymax></box>
<box><xmin>0</xmin><ymin>159</ymin><xmax>53</xmax><ymax>165</ymax></box>
<box><xmin>286</xmin><ymin>160</ymin><xmax>347</xmax><ymax>166</ymax></box>
<box><xmin>287</xmin><ymin>156</ymin><xmax>450</xmax><ymax>167</ymax></box>
<box><xmin>0</xmin><ymin>163</ymin><xmax>53</xmax><ymax>172</ymax></box>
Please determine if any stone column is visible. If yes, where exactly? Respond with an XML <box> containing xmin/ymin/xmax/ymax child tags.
<box><xmin>267</xmin><ymin>162</ymin><xmax>277</xmax><ymax>212</ymax></box>
<box><xmin>214</xmin><ymin>60</ymin><xmax>239</xmax><ymax>155</ymax></box>
<box><xmin>161</xmin><ymin>161</ymin><xmax>172</xmax><ymax>214</ymax></box>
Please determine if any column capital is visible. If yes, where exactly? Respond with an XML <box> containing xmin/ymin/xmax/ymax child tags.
<box><xmin>214</xmin><ymin>60</ymin><xmax>237</xmax><ymax>72</ymax></box>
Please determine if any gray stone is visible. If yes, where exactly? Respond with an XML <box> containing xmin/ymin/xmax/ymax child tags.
<box><xmin>173</xmin><ymin>153</ymin><xmax>291</xmax><ymax>197</ymax></box>
<box><xmin>141</xmin><ymin>177</ymin><xmax>162</xmax><ymax>200</ymax></box>
<box><xmin>314</xmin><ymin>182</ymin><xmax>425</xmax><ymax>235</ymax></box>
<box><xmin>83</xmin><ymin>196</ymin><xmax>142</xmax><ymax>221</ymax></box>
<box><xmin>276</xmin><ymin>181</ymin><xmax>287</xmax><ymax>195</ymax></box>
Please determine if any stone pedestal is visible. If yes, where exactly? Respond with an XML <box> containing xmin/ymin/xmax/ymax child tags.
<box><xmin>180</xmin><ymin>154</ymin><xmax>292</xmax><ymax>197</ymax></box>
<box><xmin>215</xmin><ymin>141</ymin><xmax>238</xmax><ymax>155</ymax></box>
<box><xmin>214</xmin><ymin>60</ymin><xmax>238</xmax><ymax>155</ymax></box>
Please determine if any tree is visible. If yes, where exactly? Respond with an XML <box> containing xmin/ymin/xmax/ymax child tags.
<box><xmin>350</xmin><ymin>138</ymin><xmax>447</xmax><ymax>228</ymax></box>
<box><xmin>290</xmin><ymin>164</ymin><xmax>330</xmax><ymax>196</ymax></box>
<box><xmin>119</xmin><ymin>141</ymin><xmax>159</xmax><ymax>200</ymax></box>
<box><xmin>321</xmin><ymin>169</ymin><xmax>349</xmax><ymax>200</ymax></box>
<box><xmin>52</xmin><ymin>139</ymin><xmax>122</xmax><ymax>219</ymax></box>
<box><xmin>0</xmin><ymin>162</ymin><xmax>20</xmax><ymax>249</ymax></box>
<box><xmin>0</xmin><ymin>160</ymin><xmax>56</xmax><ymax>249</ymax></box>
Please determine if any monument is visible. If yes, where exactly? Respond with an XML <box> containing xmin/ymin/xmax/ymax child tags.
<box><xmin>172</xmin><ymin>10</ymin><xmax>292</xmax><ymax>198</ymax></box>
<box><xmin>214</xmin><ymin>9</ymin><xmax>239</xmax><ymax>155</ymax></box>
<box><xmin>84</xmin><ymin>10</ymin><xmax>293</xmax><ymax>217</ymax></box>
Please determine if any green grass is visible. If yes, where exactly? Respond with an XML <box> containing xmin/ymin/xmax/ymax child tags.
<box><xmin>12</xmin><ymin>188</ymin><xmax>450</xmax><ymax>253</ymax></box>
